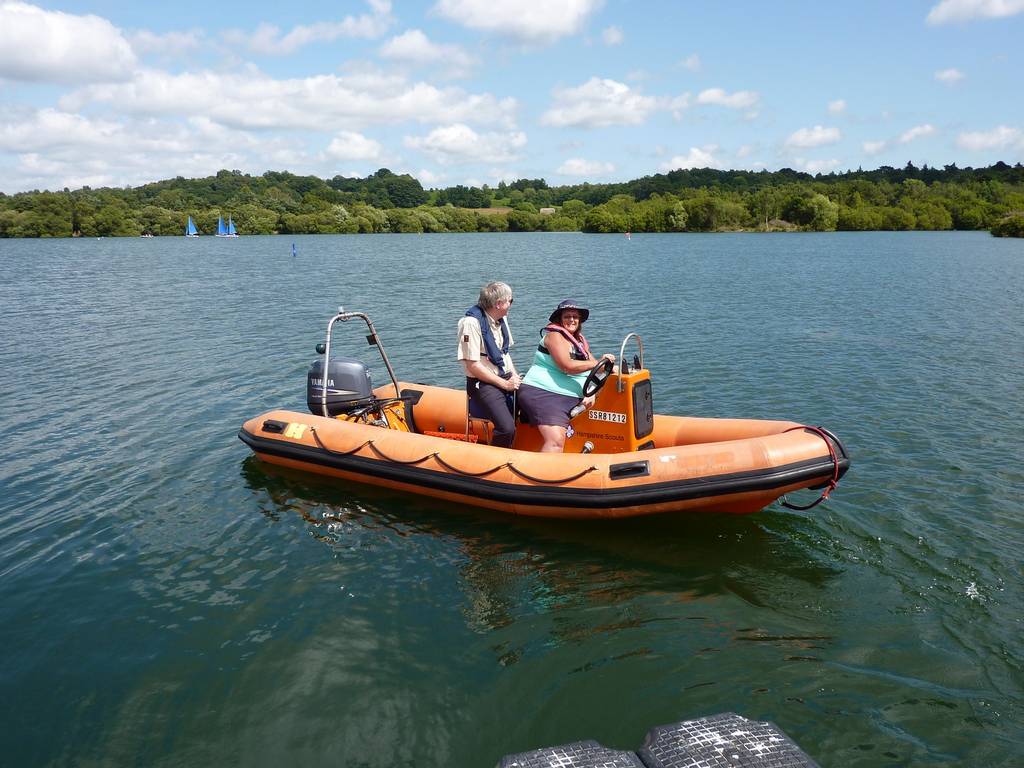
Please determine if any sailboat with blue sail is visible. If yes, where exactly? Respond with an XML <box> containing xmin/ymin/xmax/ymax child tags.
<box><xmin>216</xmin><ymin>215</ymin><xmax>239</xmax><ymax>237</ymax></box>
<box><xmin>185</xmin><ymin>216</ymin><xmax>200</xmax><ymax>237</ymax></box>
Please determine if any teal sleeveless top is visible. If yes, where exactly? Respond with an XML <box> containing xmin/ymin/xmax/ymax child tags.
<box><xmin>522</xmin><ymin>344</ymin><xmax>588</xmax><ymax>398</ymax></box>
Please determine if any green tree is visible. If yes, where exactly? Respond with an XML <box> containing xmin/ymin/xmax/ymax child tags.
<box><xmin>433</xmin><ymin>206</ymin><xmax>479</xmax><ymax>232</ymax></box>
<box><xmin>414</xmin><ymin>208</ymin><xmax>443</xmax><ymax>232</ymax></box>
<box><xmin>475</xmin><ymin>212</ymin><xmax>509</xmax><ymax>232</ymax></box>
<box><xmin>137</xmin><ymin>205</ymin><xmax>178</xmax><ymax>235</ymax></box>
<box><xmin>837</xmin><ymin>205</ymin><xmax>884</xmax><ymax>231</ymax></box>
<box><xmin>684</xmin><ymin>193</ymin><xmax>747</xmax><ymax>231</ymax></box>
<box><xmin>233</xmin><ymin>203</ymin><xmax>280</xmax><ymax>234</ymax></box>
<box><xmin>807</xmin><ymin>193</ymin><xmax>839</xmax><ymax>231</ymax></box>
<box><xmin>879</xmin><ymin>206</ymin><xmax>916</xmax><ymax>230</ymax></box>
<box><xmin>782</xmin><ymin>193</ymin><xmax>838</xmax><ymax>231</ymax></box>
<box><xmin>351</xmin><ymin>202</ymin><xmax>388</xmax><ymax>232</ymax></box>
<box><xmin>507</xmin><ymin>209</ymin><xmax>541</xmax><ymax>231</ymax></box>
<box><xmin>991</xmin><ymin>213</ymin><xmax>1024</xmax><ymax>237</ymax></box>
<box><xmin>435</xmin><ymin>185</ymin><xmax>490</xmax><ymax>208</ymax></box>
<box><xmin>546</xmin><ymin>215</ymin><xmax>578</xmax><ymax>232</ymax></box>
<box><xmin>583</xmin><ymin>206</ymin><xmax>627</xmax><ymax>233</ymax></box>
<box><xmin>80</xmin><ymin>200</ymin><xmax>139</xmax><ymax>236</ymax></box>
<box><xmin>384</xmin><ymin>174</ymin><xmax>428</xmax><ymax>208</ymax></box>
<box><xmin>559</xmin><ymin>199</ymin><xmax>587</xmax><ymax>223</ymax></box>
<box><xmin>750</xmin><ymin>187</ymin><xmax>783</xmax><ymax>229</ymax></box>
<box><xmin>3</xmin><ymin>161</ymin><xmax>1024</xmax><ymax>238</ymax></box>
<box><xmin>386</xmin><ymin>208</ymin><xmax>423</xmax><ymax>233</ymax></box>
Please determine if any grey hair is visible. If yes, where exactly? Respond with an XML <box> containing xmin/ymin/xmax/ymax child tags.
<box><xmin>478</xmin><ymin>281</ymin><xmax>512</xmax><ymax>309</ymax></box>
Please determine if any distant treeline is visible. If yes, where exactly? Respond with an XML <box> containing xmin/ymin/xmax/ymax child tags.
<box><xmin>2</xmin><ymin>163</ymin><xmax>1024</xmax><ymax>238</ymax></box>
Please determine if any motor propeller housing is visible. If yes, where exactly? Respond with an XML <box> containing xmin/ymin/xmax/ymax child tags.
<box><xmin>306</xmin><ymin>356</ymin><xmax>374</xmax><ymax>416</ymax></box>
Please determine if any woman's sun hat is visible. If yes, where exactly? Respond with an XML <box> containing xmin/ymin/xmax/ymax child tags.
<box><xmin>548</xmin><ymin>299</ymin><xmax>590</xmax><ymax>324</ymax></box>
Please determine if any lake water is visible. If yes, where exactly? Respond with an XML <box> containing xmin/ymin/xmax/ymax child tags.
<box><xmin>1</xmin><ymin>232</ymin><xmax>1022</xmax><ymax>767</ymax></box>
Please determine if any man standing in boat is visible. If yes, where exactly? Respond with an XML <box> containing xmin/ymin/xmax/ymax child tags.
<box><xmin>458</xmin><ymin>281</ymin><xmax>521</xmax><ymax>447</ymax></box>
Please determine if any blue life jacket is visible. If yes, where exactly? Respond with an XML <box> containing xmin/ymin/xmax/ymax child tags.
<box><xmin>465</xmin><ymin>304</ymin><xmax>511</xmax><ymax>377</ymax></box>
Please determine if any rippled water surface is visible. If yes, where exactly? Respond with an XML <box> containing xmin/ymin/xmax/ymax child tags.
<box><xmin>1</xmin><ymin>232</ymin><xmax>1022</xmax><ymax>767</ymax></box>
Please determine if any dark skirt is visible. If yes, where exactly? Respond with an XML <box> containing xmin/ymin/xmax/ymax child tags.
<box><xmin>518</xmin><ymin>384</ymin><xmax>579</xmax><ymax>429</ymax></box>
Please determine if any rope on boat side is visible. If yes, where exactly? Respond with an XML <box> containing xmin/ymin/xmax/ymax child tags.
<box><xmin>780</xmin><ymin>425</ymin><xmax>841</xmax><ymax>510</ymax></box>
<box><xmin>432</xmin><ymin>453</ymin><xmax>598</xmax><ymax>483</ymax></box>
<box><xmin>310</xmin><ymin>428</ymin><xmax>372</xmax><ymax>457</ymax></box>
<box><xmin>505</xmin><ymin>463</ymin><xmax>599</xmax><ymax>484</ymax></box>
<box><xmin>365</xmin><ymin>441</ymin><xmax>439</xmax><ymax>466</ymax></box>
<box><xmin>310</xmin><ymin>427</ymin><xmax>600</xmax><ymax>484</ymax></box>
<box><xmin>431</xmin><ymin>454</ymin><xmax>511</xmax><ymax>478</ymax></box>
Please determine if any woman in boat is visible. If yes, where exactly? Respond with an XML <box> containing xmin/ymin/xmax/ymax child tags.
<box><xmin>518</xmin><ymin>300</ymin><xmax>616</xmax><ymax>453</ymax></box>
<box><xmin>457</xmin><ymin>281</ymin><xmax>521</xmax><ymax>448</ymax></box>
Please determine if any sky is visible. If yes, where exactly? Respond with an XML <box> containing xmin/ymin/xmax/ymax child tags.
<box><xmin>1</xmin><ymin>0</ymin><xmax>1023</xmax><ymax>195</ymax></box>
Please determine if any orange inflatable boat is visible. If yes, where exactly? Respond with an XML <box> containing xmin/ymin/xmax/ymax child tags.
<box><xmin>238</xmin><ymin>309</ymin><xmax>850</xmax><ymax>519</ymax></box>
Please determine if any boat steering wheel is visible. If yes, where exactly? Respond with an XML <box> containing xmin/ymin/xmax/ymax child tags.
<box><xmin>581</xmin><ymin>358</ymin><xmax>615</xmax><ymax>398</ymax></box>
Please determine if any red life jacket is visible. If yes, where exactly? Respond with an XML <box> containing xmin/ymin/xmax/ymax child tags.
<box><xmin>540</xmin><ymin>323</ymin><xmax>591</xmax><ymax>361</ymax></box>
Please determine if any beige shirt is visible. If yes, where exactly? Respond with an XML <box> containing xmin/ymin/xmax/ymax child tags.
<box><xmin>457</xmin><ymin>313</ymin><xmax>515</xmax><ymax>377</ymax></box>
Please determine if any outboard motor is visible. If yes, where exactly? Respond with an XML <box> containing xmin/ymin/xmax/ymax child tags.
<box><xmin>306</xmin><ymin>355</ymin><xmax>374</xmax><ymax>416</ymax></box>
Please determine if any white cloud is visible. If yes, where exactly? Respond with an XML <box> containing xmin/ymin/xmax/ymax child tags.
<box><xmin>433</xmin><ymin>0</ymin><xmax>601</xmax><ymax>44</ymax></box>
<box><xmin>416</xmin><ymin>168</ymin><xmax>445</xmax><ymax>186</ymax></box>
<box><xmin>225</xmin><ymin>1</ymin><xmax>393</xmax><ymax>55</ymax></box>
<box><xmin>899</xmin><ymin>124</ymin><xmax>935</xmax><ymax>143</ymax></box>
<box><xmin>660</xmin><ymin>146</ymin><xmax>721</xmax><ymax>170</ymax></box>
<box><xmin>325</xmin><ymin>131</ymin><xmax>384</xmax><ymax>161</ymax></box>
<box><xmin>9</xmin><ymin>152</ymin><xmax>120</xmax><ymax>192</ymax></box>
<box><xmin>62</xmin><ymin>69</ymin><xmax>517</xmax><ymax>130</ymax></box>
<box><xmin>860</xmin><ymin>125</ymin><xmax>935</xmax><ymax>157</ymax></box>
<box><xmin>601</xmin><ymin>26</ymin><xmax>623</xmax><ymax>45</ymax></box>
<box><xmin>488</xmin><ymin>168</ymin><xmax>523</xmax><ymax>185</ymax></box>
<box><xmin>0</xmin><ymin>108</ymin><xmax>124</xmax><ymax>152</ymax></box>
<box><xmin>735</xmin><ymin>145</ymin><xmax>754</xmax><ymax>158</ymax></box>
<box><xmin>680</xmin><ymin>53</ymin><xmax>701</xmax><ymax>72</ymax></box>
<box><xmin>796</xmin><ymin>158</ymin><xmax>842</xmax><ymax>174</ymax></box>
<box><xmin>0</xmin><ymin>107</ymin><xmax>289</xmax><ymax>192</ymax></box>
<box><xmin>556</xmin><ymin>157</ymin><xmax>615</xmax><ymax>176</ymax></box>
<box><xmin>0</xmin><ymin>1</ymin><xmax>136</xmax><ymax>83</ymax></box>
<box><xmin>130</xmin><ymin>29</ymin><xmax>203</xmax><ymax>57</ymax></box>
<box><xmin>828</xmin><ymin>99</ymin><xmax>847</xmax><ymax>114</ymax></box>
<box><xmin>379</xmin><ymin>29</ymin><xmax>475</xmax><ymax>76</ymax></box>
<box><xmin>785</xmin><ymin>125</ymin><xmax>842</xmax><ymax>148</ymax></box>
<box><xmin>935</xmin><ymin>67</ymin><xmax>965</xmax><ymax>84</ymax></box>
<box><xmin>541</xmin><ymin>77</ymin><xmax>659</xmax><ymax>128</ymax></box>
<box><xmin>956</xmin><ymin>125</ymin><xmax>1023</xmax><ymax>151</ymax></box>
<box><xmin>667</xmin><ymin>93</ymin><xmax>691</xmax><ymax>121</ymax></box>
<box><xmin>328</xmin><ymin>66</ymin><xmax>408</xmax><ymax>93</ymax></box>
<box><xmin>695</xmin><ymin>88</ymin><xmax>759</xmax><ymax>110</ymax></box>
<box><xmin>926</xmin><ymin>0</ymin><xmax>1024</xmax><ymax>24</ymax></box>
<box><xmin>404</xmin><ymin>123</ymin><xmax>526</xmax><ymax>164</ymax></box>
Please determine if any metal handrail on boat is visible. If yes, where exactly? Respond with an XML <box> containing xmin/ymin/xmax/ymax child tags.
<box><xmin>616</xmin><ymin>333</ymin><xmax>644</xmax><ymax>392</ymax></box>
<box><xmin>320</xmin><ymin>308</ymin><xmax>402</xmax><ymax>417</ymax></box>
